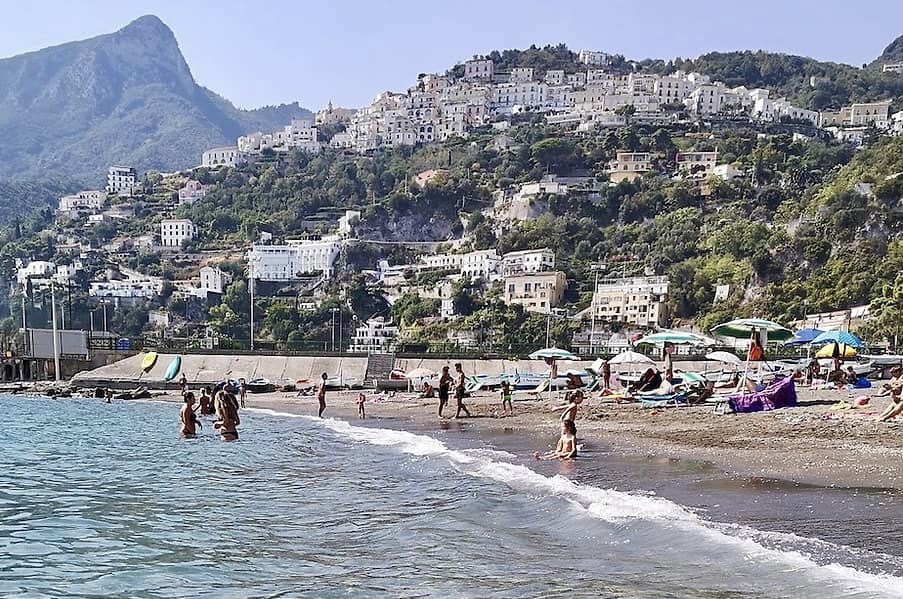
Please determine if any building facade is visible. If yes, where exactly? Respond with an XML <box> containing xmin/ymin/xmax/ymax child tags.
<box><xmin>348</xmin><ymin>317</ymin><xmax>398</xmax><ymax>353</ymax></box>
<box><xmin>592</xmin><ymin>276</ymin><xmax>669</xmax><ymax>327</ymax></box>
<box><xmin>503</xmin><ymin>271</ymin><xmax>567</xmax><ymax>314</ymax></box>
<box><xmin>202</xmin><ymin>146</ymin><xmax>243</xmax><ymax>168</ymax></box>
<box><xmin>160</xmin><ymin>219</ymin><xmax>197</xmax><ymax>248</ymax></box>
<box><xmin>248</xmin><ymin>237</ymin><xmax>341</xmax><ymax>281</ymax></box>
<box><xmin>107</xmin><ymin>166</ymin><xmax>138</xmax><ymax>197</ymax></box>
<box><xmin>501</xmin><ymin>249</ymin><xmax>555</xmax><ymax>276</ymax></box>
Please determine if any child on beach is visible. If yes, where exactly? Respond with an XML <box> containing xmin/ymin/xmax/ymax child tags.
<box><xmin>500</xmin><ymin>380</ymin><xmax>513</xmax><ymax>417</ymax></box>
<box><xmin>535</xmin><ymin>420</ymin><xmax>577</xmax><ymax>460</ymax></box>
<box><xmin>559</xmin><ymin>390</ymin><xmax>584</xmax><ymax>423</ymax></box>
<box><xmin>357</xmin><ymin>393</ymin><xmax>366</xmax><ymax>419</ymax></box>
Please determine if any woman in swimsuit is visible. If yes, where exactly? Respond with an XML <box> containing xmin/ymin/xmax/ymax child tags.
<box><xmin>214</xmin><ymin>391</ymin><xmax>240</xmax><ymax>440</ymax></box>
<box><xmin>180</xmin><ymin>392</ymin><xmax>201</xmax><ymax>438</ymax></box>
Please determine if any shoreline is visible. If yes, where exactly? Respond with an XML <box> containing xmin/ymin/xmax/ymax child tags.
<box><xmin>132</xmin><ymin>384</ymin><xmax>903</xmax><ymax>491</ymax></box>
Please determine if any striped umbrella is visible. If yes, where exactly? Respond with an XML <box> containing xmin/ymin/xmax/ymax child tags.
<box><xmin>636</xmin><ymin>331</ymin><xmax>714</xmax><ymax>346</ymax></box>
<box><xmin>810</xmin><ymin>330</ymin><xmax>865</xmax><ymax>349</ymax></box>
<box><xmin>528</xmin><ymin>347</ymin><xmax>577</xmax><ymax>360</ymax></box>
<box><xmin>711</xmin><ymin>318</ymin><xmax>793</xmax><ymax>341</ymax></box>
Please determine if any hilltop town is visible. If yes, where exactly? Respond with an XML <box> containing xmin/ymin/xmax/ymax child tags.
<box><xmin>4</xmin><ymin>43</ymin><xmax>903</xmax><ymax>365</ymax></box>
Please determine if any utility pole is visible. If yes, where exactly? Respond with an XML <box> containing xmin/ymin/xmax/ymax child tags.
<box><xmin>546</xmin><ymin>311</ymin><xmax>552</xmax><ymax>348</ymax></box>
<box><xmin>249</xmin><ymin>264</ymin><xmax>255</xmax><ymax>351</ymax></box>
<box><xmin>50</xmin><ymin>283</ymin><xmax>61</xmax><ymax>382</ymax></box>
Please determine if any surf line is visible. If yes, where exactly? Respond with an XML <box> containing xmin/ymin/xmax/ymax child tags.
<box><xmin>247</xmin><ymin>407</ymin><xmax>903</xmax><ymax>597</ymax></box>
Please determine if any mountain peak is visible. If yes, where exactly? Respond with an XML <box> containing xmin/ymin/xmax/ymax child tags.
<box><xmin>873</xmin><ymin>33</ymin><xmax>903</xmax><ymax>67</ymax></box>
<box><xmin>120</xmin><ymin>14</ymin><xmax>173</xmax><ymax>38</ymax></box>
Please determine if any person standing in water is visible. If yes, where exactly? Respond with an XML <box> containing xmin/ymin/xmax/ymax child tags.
<box><xmin>357</xmin><ymin>392</ymin><xmax>366</xmax><ymax>419</ymax></box>
<box><xmin>438</xmin><ymin>366</ymin><xmax>452</xmax><ymax>417</ymax></box>
<box><xmin>238</xmin><ymin>378</ymin><xmax>247</xmax><ymax>408</ymax></box>
<box><xmin>214</xmin><ymin>391</ymin><xmax>240</xmax><ymax>441</ymax></box>
<box><xmin>317</xmin><ymin>373</ymin><xmax>328</xmax><ymax>418</ymax></box>
<box><xmin>453</xmin><ymin>363</ymin><xmax>471</xmax><ymax>418</ymax></box>
<box><xmin>500</xmin><ymin>380</ymin><xmax>513</xmax><ymax>417</ymax></box>
<box><xmin>180</xmin><ymin>392</ymin><xmax>201</xmax><ymax>438</ymax></box>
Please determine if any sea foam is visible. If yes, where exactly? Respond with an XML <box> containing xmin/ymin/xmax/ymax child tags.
<box><xmin>248</xmin><ymin>408</ymin><xmax>903</xmax><ymax>597</ymax></box>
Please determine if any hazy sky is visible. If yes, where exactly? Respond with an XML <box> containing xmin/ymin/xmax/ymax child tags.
<box><xmin>1</xmin><ymin>0</ymin><xmax>901</xmax><ymax>111</ymax></box>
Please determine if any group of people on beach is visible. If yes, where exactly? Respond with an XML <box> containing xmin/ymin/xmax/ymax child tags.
<box><xmin>179</xmin><ymin>388</ymin><xmax>241</xmax><ymax>440</ymax></box>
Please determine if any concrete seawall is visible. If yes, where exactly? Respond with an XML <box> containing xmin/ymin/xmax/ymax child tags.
<box><xmin>70</xmin><ymin>352</ymin><xmax>729</xmax><ymax>389</ymax></box>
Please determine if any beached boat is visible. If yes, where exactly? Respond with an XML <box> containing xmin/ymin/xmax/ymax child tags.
<box><xmin>246</xmin><ymin>378</ymin><xmax>274</xmax><ymax>393</ymax></box>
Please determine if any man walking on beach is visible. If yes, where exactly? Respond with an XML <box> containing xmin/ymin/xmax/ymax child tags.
<box><xmin>317</xmin><ymin>372</ymin><xmax>328</xmax><ymax>418</ymax></box>
<box><xmin>453</xmin><ymin>363</ymin><xmax>471</xmax><ymax>418</ymax></box>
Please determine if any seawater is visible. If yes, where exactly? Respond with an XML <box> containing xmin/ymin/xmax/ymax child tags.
<box><xmin>2</xmin><ymin>395</ymin><xmax>903</xmax><ymax>598</ymax></box>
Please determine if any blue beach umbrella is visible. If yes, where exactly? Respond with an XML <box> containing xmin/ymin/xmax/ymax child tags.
<box><xmin>784</xmin><ymin>328</ymin><xmax>824</xmax><ymax>346</ymax></box>
<box><xmin>810</xmin><ymin>330</ymin><xmax>865</xmax><ymax>349</ymax></box>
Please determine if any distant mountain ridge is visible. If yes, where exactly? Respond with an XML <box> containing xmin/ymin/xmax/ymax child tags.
<box><xmin>0</xmin><ymin>15</ymin><xmax>311</xmax><ymax>183</ymax></box>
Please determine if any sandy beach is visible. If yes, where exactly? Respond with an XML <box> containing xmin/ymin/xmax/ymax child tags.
<box><xmin>138</xmin><ymin>384</ymin><xmax>903</xmax><ymax>491</ymax></box>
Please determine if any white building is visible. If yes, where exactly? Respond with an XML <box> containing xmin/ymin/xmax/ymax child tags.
<box><xmin>202</xmin><ymin>146</ymin><xmax>243</xmax><ymax>168</ymax></box>
<box><xmin>106</xmin><ymin>166</ymin><xmax>138</xmax><ymax>197</ymax></box>
<box><xmin>248</xmin><ymin>237</ymin><xmax>341</xmax><ymax>281</ymax></box>
<box><xmin>348</xmin><ymin>317</ymin><xmax>398</xmax><ymax>353</ymax></box>
<box><xmin>160</xmin><ymin>219</ymin><xmax>197</xmax><ymax>248</ymax></box>
<box><xmin>178</xmin><ymin>180</ymin><xmax>207</xmax><ymax>205</ymax></box>
<box><xmin>592</xmin><ymin>276</ymin><xmax>669</xmax><ymax>327</ymax></box>
<box><xmin>421</xmin><ymin>249</ymin><xmax>501</xmax><ymax>278</ymax></box>
<box><xmin>713</xmin><ymin>164</ymin><xmax>743</xmax><ymax>180</ymax></box>
<box><xmin>578</xmin><ymin>50</ymin><xmax>610</xmax><ymax>66</ymax></box>
<box><xmin>198</xmin><ymin>265</ymin><xmax>232</xmax><ymax>295</ymax></box>
<box><xmin>676</xmin><ymin>151</ymin><xmax>718</xmax><ymax>175</ymax></box>
<box><xmin>58</xmin><ymin>190</ymin><xmax>105</xmax><ymax>217</ymax></box>
<box><xmin>463</xmin><ymin>59</ymin><xmax>494</xmax><ymax>81</ymax></box>
<box><xmin>89</xmin><ymin>279</ymin><xmax>162</xmax><ymax>302</ymax></box>
<box><xmin>16</xmin><ymin>261</ymin><xmax>56</xmax><ymax>286</ymax></box>
<box><xmin>338</xmin><ymin>210</ymin><xmax>361</xmax><ymax>238</ymax></box>
<box><xmin>509</xmin><ymin>67</ymin><xmax>535</xmax><ymax>83</ymax></box>
<box><xmin>501</xmin><ymin>248</ymin><xmax>555</xmax><ymax>276</ymax></box>
<box><xmin>883</xmin><ymin>62</ymin><xmax>903</xmax><ymax>73</ymax></box>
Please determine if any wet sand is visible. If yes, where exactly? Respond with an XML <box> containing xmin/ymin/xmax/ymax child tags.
<box><xmin>141</xmin><ymin>384</ymin><xmax>903</xmax><ymax>490</ymax></box>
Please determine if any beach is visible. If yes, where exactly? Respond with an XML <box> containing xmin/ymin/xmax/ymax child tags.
<box><xmin>139</xmin><ymin>384</ymin><xmax>903</xmax><ymax>490</ymax></box>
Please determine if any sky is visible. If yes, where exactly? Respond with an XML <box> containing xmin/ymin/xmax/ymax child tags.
<box><xmin>0</xmin><ymin>0</ymin><xmax>902</xmax><ymax>111</ymax></box>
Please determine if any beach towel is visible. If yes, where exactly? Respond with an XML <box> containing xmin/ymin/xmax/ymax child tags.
<box><xmin>729</xmin><ymin>377</ymin><xmax>797</xmax><ymax>413</ymax></box>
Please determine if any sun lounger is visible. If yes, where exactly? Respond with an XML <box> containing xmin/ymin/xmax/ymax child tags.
<box><xmin>639</xmin><ymin>392</ymin><xmax>688</xmax><ymax>409</ymax></box>
<box><xmin>512</xmin><ymin>378</ymin><xmax>550</xmax><ymax>400</ymax></box>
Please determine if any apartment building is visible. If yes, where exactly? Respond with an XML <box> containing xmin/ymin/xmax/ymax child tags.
<box><xmin>608</xmin><ymin>152</ymin><xmax>655</xmax><ymax>183</ymax></box>
<box><xmin>202</xmin><ymin>146</ymin><xmax>243</xmax><ymax>168</ymax></box>
<box><xmin>676</xmin><ymin>151</ymin><xmax>718</xmax><ymax>175</ymax></box>
<box><xmin>106</xmin><ymin>166</ymin><xmax>138</xmax><ymax>197</ymax></box>
<box><xmin>421</xmin><ymin>249</ymin><xmax>500</xmax><ymax>278</ymax></box>
<box><xmin>348</xmin><ymin>317</ymin><xmax>398</xmax><ymax>353</ymax></box>
<box><xmin>592</xmin><ymin>276</ymin><xmax>669</xmax><ymax>327</ymax></box>
<box><xmin>248</xmin><ymin>237</ymin><xmax>341</xmax><ymax>281</ymax></box>
<box><xmin>503</xmin><ymin>271</ymin><xmax>567</xmax><ymax>314</ymax></box>
<box><xmin>463</xmin><ymin>59</ymin><xmax>494</xmax><ymax>81</ymax></box>
<box><xmin>58</xmin><ymin>190</ymin><xmax>105</xmax><ymax>217</ymax></box>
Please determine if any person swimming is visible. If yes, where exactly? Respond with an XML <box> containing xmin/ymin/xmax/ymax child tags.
<box><xmin>214</xmin><ymin>391</ymin><xmax>240</xmax><ymax>441</ymax></box>
<box><xmin>180</xmin><ymin>392</ymin><xmax>201</xmax><ymax>438</ymax></box>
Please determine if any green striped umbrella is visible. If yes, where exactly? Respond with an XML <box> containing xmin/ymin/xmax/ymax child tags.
<box><xmin>710</xmin><ymin>318</ymin><xmax>793</xmax><ymax>341</ymax></box>
<box><xmin>636</xmin><ymin>331</ymin><xmax>714</xmax><ymax>346</ymax></box>
<box><xmin>528</xmin><ymin>347</ymin><xmax>578</xmax><ymax>360</ymax></box>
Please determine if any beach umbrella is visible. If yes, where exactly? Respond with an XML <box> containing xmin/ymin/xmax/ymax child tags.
<box><xmin>711</xmin><ymin>318</ymin><xmax>793</xmax><ymax>341</ymax></box>
<box><xmin>815</xmin><ymin>342</ymin><xmax>857</xmax><ymax>358</ymax></box>
<box><xmin>608</xmin><ymin>351</ymin><xmax>655</xmax><ymax>366</ymax></box>
<box><xmin>810</xmin><ymin>330</ymin><xmax>865</xmax><ymax>349</ymax></box>
<box><xmin>529</xmin><ymin>347</ymin><xmax>577</xmax><ymax>401</ymax></box>
<box><xmin>784</xmin><ymin>327</ymin><xmax>824</xmax><ymax>346</ymax></box>
<box><xmin>635</xmin><ymin>331</ymin><xmax>713</xmax><ymax>346</ymax></box>
<box><xmin>705</xmin><ymin>351</ymin><xmax>743</xmax><ymax>366</ymax></box>
<box><xmin>528</xmin><ymin>347</ymin><xmax>577</xmax><ymax>360</ymax></box>
<box><xmin>404</xmin><ymin>367</ymin><xmax>435</xmax><ymax>379</ymax></box>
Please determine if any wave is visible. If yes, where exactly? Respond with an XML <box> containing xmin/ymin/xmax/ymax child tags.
<box><xmin>247</xmin><ymin>408</ymin><xmax>903</xmax><ymax>597</ymax></box>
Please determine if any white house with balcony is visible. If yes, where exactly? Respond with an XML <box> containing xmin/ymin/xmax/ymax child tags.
<box><xmin>348</xmin><ymin>317</ymin><xmax>398</xmax><ymax>353</ymax></box>
<box><xmin>592</xmin><ymin>275</ymin><xmax>669</xmax><ymax>327</ymax></box>
<box><xmin>58</xmin><ymin>190</ymin><xmax>105</xmax><ymax>217</ymax></box>
<box><xmin>107</xmin><ymin>166</ymin><xmax>138</xmax><ymax>197</ymax></box>
<box><xmin>501</xmin><ymin>248</ymin><xmax>555</xmax><ymax>276</ymax></box>
<box><xmin>202</xmin><ymin>146</ymin><xmax>243</xmax><ymax>168</ymax></box>
<box><xmin>421</xmin><ymin>249</ymin><xmax>500</xmax><ymax>278</ymax></box>
<box><xmin>248</xmin><ymin>236</ymin><xmax>341</xmax><ymax>281</ymax></box>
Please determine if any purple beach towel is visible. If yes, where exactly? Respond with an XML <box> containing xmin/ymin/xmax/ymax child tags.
<box><xmin>729</xmin><ymin>377</ymin><xmax>797</xmax><ymax>413</ymax></box>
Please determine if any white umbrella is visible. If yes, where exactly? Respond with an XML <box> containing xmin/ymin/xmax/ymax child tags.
<box><xmin>608</xmin><ymin>351</ymin><xmax>655</xmax><ymax>366</ymax></box>
<box><xmin>705</xmin><ymin>351</ymin><xmax>743</xmax><ymax>366</ymax></box>
<box><xmin>404</xmin><ymin>367</ymin><xmax>435</xmax><ymax>379</ymax></box>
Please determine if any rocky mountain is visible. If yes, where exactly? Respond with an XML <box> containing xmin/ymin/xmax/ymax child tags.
<box><xmin>0</xmin><ymin>15</ymin><xmax>311</xmax><ymax>183</ymax></box>
<box><xmin>874</xmin><ymin>34</ymin><xmax>903</xmax><ymax>67</ymax></box>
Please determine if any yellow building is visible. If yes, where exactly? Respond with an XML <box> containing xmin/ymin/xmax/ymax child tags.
<box><xmin>504</xmin><ymin>271</ymin><xmax>567</xmax><ymax>314</ymax></box>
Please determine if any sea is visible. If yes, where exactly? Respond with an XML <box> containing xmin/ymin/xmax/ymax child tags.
<box><xmin>3</xmin><ymin>394</ymin><xmax>903</xmax><ymax>598</ymax></box>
